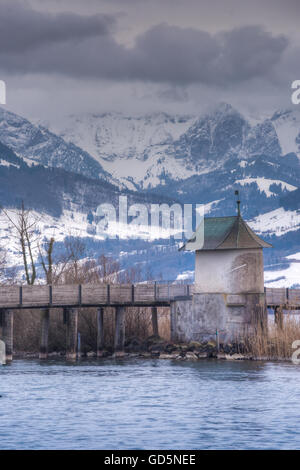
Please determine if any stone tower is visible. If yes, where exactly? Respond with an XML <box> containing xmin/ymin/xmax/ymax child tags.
<box><xmin>171</xmin><ymin>209</ymin><xmax>271</xmax><ymax>343</ymax></box>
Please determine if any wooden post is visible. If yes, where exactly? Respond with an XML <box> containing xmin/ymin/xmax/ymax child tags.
<box><xmin>39</xmin><ymin>308</ymin><xmax>50</xmax><ymax>359</ymax></box>
<box><xmin>65</xmin><ymin>308</ymin><xmax>78</xmax><ymax>360</ymax></box>
<box><xmin>170</xmin><ymin>302</ymin><xmax>177</xmax><ymax>343</ymax></box>
<box><xmin>0</xmin><ymin>339</ymin><xmax>5</xmax><ymax>365</ymax></box>
<box><xmin>2</xmin><ymin>309</ymin><xmax>13</xmax><ymax>361</ymax></box>
<box><xmin>77</xmin><ymin>332</ymin><xmax>81</xmax><ymax>358</ymax></box>
<box><xmin>151</xmin><ymin>306</ymin><xmax>159</xmax><ymax>337</ymax></box>
<box><xmin>97</xmin><ymin>307</ymin><xmax>104</xmax><ymax>357</ymax></box>
<box><xmin>114</xmin><ymin>306</ymin><xmax>125</xmax><ymax>353</ymax></box>
<box><xmin>274</xmin><ymin>306</ymin><xmax>283</xmax><ymax>329</ymax></box>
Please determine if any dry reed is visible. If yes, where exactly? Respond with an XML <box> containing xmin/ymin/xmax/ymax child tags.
<box><xmin>245</xmin><ymin>314</ymin><xmax>300</xmax><ymax>360</ymax></box>
<box><xmin>10</xmin><ymin>306</ymin><xmax>171</xmax><ymax>353</ymax></box>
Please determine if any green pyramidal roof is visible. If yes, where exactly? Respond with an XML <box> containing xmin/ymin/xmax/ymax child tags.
<box><xmin>180</xmin><ymin>215</ymin><xmax>272</xmax><ymax>251</ymax></box>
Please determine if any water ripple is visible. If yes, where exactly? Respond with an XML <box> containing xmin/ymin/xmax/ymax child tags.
<box><xmin>0</xmin><ymin>358</ymin><xmax>300</xmax><ymax>449</ymax></box>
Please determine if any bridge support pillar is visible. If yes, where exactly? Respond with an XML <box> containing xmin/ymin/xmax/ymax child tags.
<box><xmin>170</xmin><ymin>302</ymin><xmax>177</xmax><ymax>343</ymax></box>
<box><xmin>39</xmin><ymin>308</ymin><xmax>50</xmax><ymax>359</ymax></box>
<box><xmin>114</xmin><ymin>306</ymin><xmax>125</xmax><ymax>353</ymax></box>
<box><xmin>2</xmin><ymin>309</ymin><xmax>13</xmax><ymax>361</ymax></box>
<box><xmin>65</xmin><ymin>308</ymin><xmax>78</xmax><ymax>360</ymax></box>
<box><xmin>151</xmin><ymin>307</ymin><xmax>159</xmax><ymax>337</ymax></box>
<box><xmin>274</xmin><ymin>306</ymin><xmax>283</xmax><ymax>329</ymax></box>
<box><xmin>97</xmin><ymin>307</ymin><xmax>104</xmax><ymax>357</ymax></box>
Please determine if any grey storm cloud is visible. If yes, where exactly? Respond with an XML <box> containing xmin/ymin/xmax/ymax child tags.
<box><xmin>130</xmin><ymin>24</ymin><xmax>288</xmax><ymax>85</ymax></box>
<box><xmin>0</xmin><ymin>1</ymin><xmax>289</xmax><ymax>86</ymax></box>
<box><xmin>0</xmin><ymin>1</ymin><xmax>115</xmax><ymax>53</ymax></box>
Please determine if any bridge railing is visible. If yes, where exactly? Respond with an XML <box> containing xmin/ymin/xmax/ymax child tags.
<box><xmin>0</xmin><ymin>284</ymin><xmax>299</xmax><ymax>309</ymax></box>
<box><xmin>0</xmin><ymin>283</ymin><xmax>193</xmax><ymax>309</ymax></box>
<box><xmin>265</xmin><ymin>287</ymin><xmax>300</xmax><ymax>307</ymax></box>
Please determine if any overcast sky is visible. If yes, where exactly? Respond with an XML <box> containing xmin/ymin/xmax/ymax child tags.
<box><xmin>1</xmin><ymin>0</ymin><xmax>299</xmax><ymax>122</ymax></box>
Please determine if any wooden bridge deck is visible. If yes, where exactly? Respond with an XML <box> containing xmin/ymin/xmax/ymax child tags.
<box><xmin>0</xmin><ymin>284</ymin><xmax>299</xmax><ymax>310</ymax></box>
<box><xmin>0</xmin><ymin>283</ymin><xmax>192</xmax><ymax>309</ymax></box>
<box><xmin>0</xmin><ymin>284</ymin><xmax>299</xmax><ymax>361</ymax></box>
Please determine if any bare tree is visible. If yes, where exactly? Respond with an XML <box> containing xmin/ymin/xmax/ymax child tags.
<box><xmin>60</xmin><ymin>252</ymin><xmax>120</xmax><ymax>285</ymax></box>
<box><xmin>0</xmin><ymin>202</ymin><xmax>40</xmax><ymax>285</ymax></box>
<box><xmin>52</xmin><ymin>237</ymin><xmax>87</xmax><ymax>284</ymax></box>
<box><xmin>63</xmin><ymin>237</ymin><xmax>86</xmax><ymax>282</ymax></box>
<box><xmin>119</xmin><ymin>265</ymin><xmax>142</xmax><ymax>284</ymax></box>
<box><xmin>38</xmin><ymin>236</ymin><xmax>55</xmax><ymax>284</ymax></box>
<box><xmin>97</xmin><ymin>254</ymin><xmax>120</xmax><ymax>283</ymax></box>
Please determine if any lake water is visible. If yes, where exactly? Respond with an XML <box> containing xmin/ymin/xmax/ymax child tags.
<box><xmin>0</xmin><ymin>358</ymin><xmax>300</xmax><ymax>450</ymax></box>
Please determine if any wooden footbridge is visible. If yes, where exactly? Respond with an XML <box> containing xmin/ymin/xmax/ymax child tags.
<box><xmin>0</xmin><ymin>283</ymin><xmax>299</xmax><ymax>361</ymax></box>
<box><xmin>0</xmin><ymin>283</ymin><xmax>192</xmax><ymax>361</ymax></box>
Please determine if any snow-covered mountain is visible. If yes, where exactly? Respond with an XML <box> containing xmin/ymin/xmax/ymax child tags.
<box><xmin>44</xmin><ymin>103</ymin><xmax>300</xmax><ymax>286</ymax></box>
<box><xmin>0</xmin><ymin>106</ymin><xmax>115</xmax><ymax>184</ymax></box>
<box><xmin>271</xmin><ymin>109</ymin><xmax>300</xmax><ymax>157</ymax></box>
<box><xmin>0</xmin><ymin>103</ymin><xmax>299</xmax><ymax>286</ymax></box>
<box><xmin>51</xmin><ymin>111</ymin><xmax>196</xmax><ymax>189</ymax></box>
<box><xmin>51</xmin><ymin>103</ymin><xmax>300</xmax><ymax>190</ymax></box>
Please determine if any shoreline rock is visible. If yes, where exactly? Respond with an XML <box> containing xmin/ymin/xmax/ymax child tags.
<box><xmin>9</xmin><ymin>337</ymin><xmax>293</xmax><ymax>363</ymax></box>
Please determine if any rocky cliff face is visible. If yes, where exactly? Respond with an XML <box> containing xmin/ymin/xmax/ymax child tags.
<box><xmin>0</xmin><ymin>107</ymin><xmax>113</xmax><ymax>184</ymax></box>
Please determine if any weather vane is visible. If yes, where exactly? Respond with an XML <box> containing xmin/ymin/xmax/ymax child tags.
<box><xmin>235</xmin><ymin>190</ymin><xmax>241</xmax><ymax>216</ymax></box>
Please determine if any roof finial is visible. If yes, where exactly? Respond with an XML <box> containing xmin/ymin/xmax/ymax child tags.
<box><xmin>235</xmin><ymin>190</ymin><xmax>241</xmax><ymax>216</ymax></box>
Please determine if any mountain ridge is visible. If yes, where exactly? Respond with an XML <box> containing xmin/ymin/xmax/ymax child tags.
<box><xmin>49</xmin><ymin>103</ymin><xmax>300</xmax><ymax>190</ymax></box>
